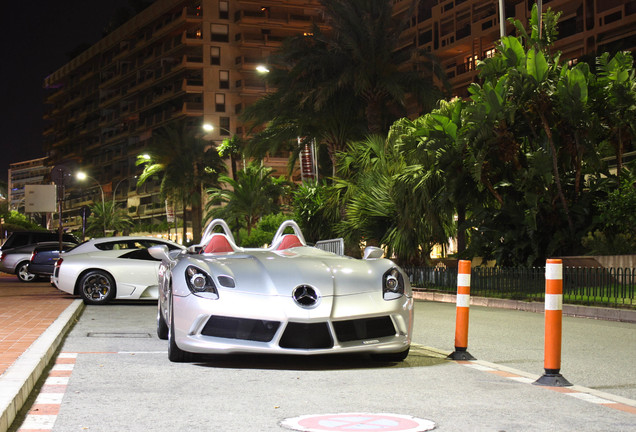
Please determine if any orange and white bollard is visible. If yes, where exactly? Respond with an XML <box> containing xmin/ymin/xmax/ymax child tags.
<box><xmin>448</xmin><ymin>260</ymin><xmax>475</xmax><ymax>360</ymax></box>
<box><xmin>534</xmin><ymin>259</ymin><xmax>571</xmax><ymax>386</ymax></box>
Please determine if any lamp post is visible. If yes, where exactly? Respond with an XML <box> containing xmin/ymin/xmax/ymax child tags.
<box><xmin>112</xmin><ymin>175</ymin><xmax>137</xmax><ymax>207</ymax></box>
<box><xmin>77</xmin><ymin>172</ymin><xmax>106</xmax><ymax>236</ymax></box>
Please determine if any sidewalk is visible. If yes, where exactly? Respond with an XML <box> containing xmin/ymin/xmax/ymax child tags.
<box><xmin>0</xmin><ymin>275</ymin><xmax>83</xmax><ymax>432</ymax></box>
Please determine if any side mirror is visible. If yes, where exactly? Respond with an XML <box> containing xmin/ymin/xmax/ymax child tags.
<box><xmin>148</xmin><ymin>245</ymin><xmax>170</xmax><ymax>262</ymax></box>
<box><xmin>363</xmin><ymin>246</ymin><xmax>384</xmax><ymax>260</ymax></box>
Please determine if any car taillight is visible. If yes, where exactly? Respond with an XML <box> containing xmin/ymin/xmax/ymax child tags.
<box><xmin>55</xmin><ymin>258</ymin><xmax>63</xmax><ymax>268</ymax></box>
<box><xmin>30</xmin><ymin>251</ymin><xmax>37</xmax><ymax>261</ymax></box>
<box><xmin>0</xmin><ymin>252</ymin><xmax>5</xmax><ymax>262</ymax></box>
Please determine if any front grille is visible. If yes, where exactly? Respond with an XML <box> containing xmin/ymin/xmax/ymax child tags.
<box><xmin>201</xmin><ymin>316</ymin><xmax>280</xmax><ymax>342</ymax></box>
<box><xmin>279</xmin><ymin>322</ymin><xmax>333</xmax><ymax>349</ymax></box>
<box><xmin>333</xmin><ymin>316</ymin><xmax>396</xmax><ymax>342</ymax></box>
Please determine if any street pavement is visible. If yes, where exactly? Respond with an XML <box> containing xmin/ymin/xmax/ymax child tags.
<box><xmin>1</xmin><ymin>275</ymin><xmax>635</xmax><ymax>431</ymax></box>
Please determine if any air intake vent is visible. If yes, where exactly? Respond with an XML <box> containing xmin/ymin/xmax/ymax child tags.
<box><xmin>333</xmin><ymin>316</ymin><xmax>396</xmax><ymax>342</ymax></box>
<box><xmin>201</xmin><ymin>316</ymin><xmax>280</xmax><ymax>342</ymax></box>
<box><xmin>279</xmin><ymin>322</ymin><xmax>333</xmax><ymax>349</ymax></box>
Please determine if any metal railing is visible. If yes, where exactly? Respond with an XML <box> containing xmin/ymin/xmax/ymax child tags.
<box><xmin>403</xmin><ymin>266</ymin><xmax>636</xmax><ymax>307</ymax></box>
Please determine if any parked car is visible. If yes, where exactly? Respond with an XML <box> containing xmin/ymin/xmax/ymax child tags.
<box><xmin>63</xmin><ymin>236</ymin><xmax>182</xmax><ymax>256</ymax></box>
<box><xmin>151</xmin><ymin>219</ymin><xmax>413</xmax><ymax>363</ymax></box>
<box><xmin>0</xmin><ymin>231</ymin><xmax>79</xmax><ymax>282</ymax></box>
<box><xmin>28</xmin><ymin>242</ymin><xmax>77</xmax><ymax>278</ymax></box>
<box><xmin>52</xmin><ymin>237</ymin><xmax>184</xmax><ymax>305</ymax></box>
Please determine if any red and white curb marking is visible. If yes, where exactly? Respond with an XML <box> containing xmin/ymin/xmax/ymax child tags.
<box><xmin>281</xmin><ymin>413</ymin><xmax>435</xmax><ymax>432</ymax></box>
<box><xmin>457</xmin><ymin>360</ymin><xmax>636</xmax><ymax>415</ymax></box>
<box><xmin>17</xmin><ymin>352</ymin><xmax>76</xmax><ymax>432</ymax></box>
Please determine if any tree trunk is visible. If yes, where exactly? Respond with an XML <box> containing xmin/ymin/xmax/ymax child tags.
<box><xmin>456</xmin><ymin>205</ymin><xmax>466</xmax><ymax>254</ymax></box>
<box><xmin>538</xmin><ymin>110</ymin><xmax>575</xmax><ymax>235</ymax></box>
<box><xmin>182</xmin><ymin>199</ymin><xmax>187</xmax><ymax>245</ymax></box>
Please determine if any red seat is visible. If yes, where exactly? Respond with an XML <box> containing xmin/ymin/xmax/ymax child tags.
<box><xmin>277</xmin><ymin>234</ymin><xmax>303</xmax><ymax>250</ymax></box>
<box><xmin>203</xmin><ymin>234</ymin><xmax>234</xmax><ymax>254</ymax></box>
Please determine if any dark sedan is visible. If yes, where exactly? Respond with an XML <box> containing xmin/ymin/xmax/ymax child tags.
<box><xmin>28</xmin><ymin>242</ymin><xmax>76</xmax><ymax>278</ymax></box>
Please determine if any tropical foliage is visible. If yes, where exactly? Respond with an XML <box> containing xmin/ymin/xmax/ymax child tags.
<box><xmin>291</xmin><ymin>4</ymin><xmax>635</xmax><ymax>266</ymax></box>
<box><xmin>137</xmin><ymin>119</ymin><xmax>226</xmax><ymax>244</ymax></box>
<box><xmin>86</xmin><ymin>201</ymin><xmax>133</xmax><ymax>237</ymax></box>
<box><xmin>204</xmin><ymin>163</ymin><xmax>289</xmax><ymax>238</ymax></box>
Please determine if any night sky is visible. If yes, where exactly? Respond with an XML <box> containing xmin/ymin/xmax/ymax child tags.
<box><xmin>0</xmin><ymin>0</ymin><xmax>134</xmax><ymax>183</ymax></box>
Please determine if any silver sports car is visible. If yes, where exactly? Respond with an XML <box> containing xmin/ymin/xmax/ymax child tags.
<box><xmin>150</xmin><ymin>219</ymin><xmax>413</xmax><ymax>363</ymax></box>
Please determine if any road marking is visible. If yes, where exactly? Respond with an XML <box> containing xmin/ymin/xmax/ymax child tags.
<box><xmin>281</xmin><ymin>413</ymin><xmax>435</xmax><ymax>432</ymax></box>
<box><xmin>17</xmin><ymin>353</ymin><xmax>76</xmax><ymax>432</ymax></box>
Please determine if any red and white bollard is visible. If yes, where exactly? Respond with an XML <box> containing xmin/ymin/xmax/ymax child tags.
<box><xmin>534</xmin><ymin>259</ymin><xmax>571</xmax><ymax>386</ymax></box>
<box><xmin>448</xmin><ymin>260</ymin><xmax>475</xmax><ymax>360</ymax></box>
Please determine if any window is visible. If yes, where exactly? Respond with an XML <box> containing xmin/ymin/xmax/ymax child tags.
<box><xmin>215</xmin><ymin>93</ymin><xmax>226</xmax><ymax>112</ymax></box>
<box><xmin>219</xmin><ymin>70</ymin><xmax>229</xmax><ymax>89</ymax></box>
<box><xmin>210</xmin><ymin>46</ymin><xmax>220</xmax><ymax>65</ymax></box>
<box><xmin>219</xmin><ymin>1</ymin><xmax>229</xmax><ymax>19</ymax></box>
<box><xmin>220</xmin><ymin>117</ymin><xmax>230</xmax><ymax>135</ymax></box>
<box><xmin>211</xmin><ymin>24</ymin><xmax>229</xmax><ymax>42</ymax></box>
<box><xmin>235</xmin><ymin>103</ymin><xmax>242</xmax><ymax>114</ymax></box>
<box><xmin>484</xmin><ymin>47</ymin><xmax>496</xmax><ymax>59</ymax></box>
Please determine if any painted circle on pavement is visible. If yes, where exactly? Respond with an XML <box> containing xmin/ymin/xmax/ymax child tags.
<box><xmin>280</xmin><ymin>413</ymin><xmax>436</xmax><ymax>432</ymax></box>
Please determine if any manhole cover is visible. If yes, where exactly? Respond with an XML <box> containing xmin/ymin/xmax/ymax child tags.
<box><xmin>87</xmin><ymin>332</ymin><xmax>151</xmax><ymax>338</ymax></box>
<box><xmin>280</xmin><ymin>413</ymin><xmax>436</xmax><ymax>432</ymax></box>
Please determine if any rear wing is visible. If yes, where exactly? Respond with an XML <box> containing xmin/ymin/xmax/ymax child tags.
<box><xmin>314</xmin><ymin>238</ymin><xmax>345</xmax><ymax>256</ymax></box>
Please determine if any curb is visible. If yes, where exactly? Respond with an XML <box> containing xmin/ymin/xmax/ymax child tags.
<box><xmin>418</xmin><ymin>344</ymin><xmax>636</xmax><ymax>409</ymax></box>
<box><xmin>413</xmin><ymin>291</ymin><xmax>636</xmax><ymax>323</ymax></box>
<box><xmin>0</xmin><ymin>300</ymin><xmax>84</xmax><ymax>432</ymax></box>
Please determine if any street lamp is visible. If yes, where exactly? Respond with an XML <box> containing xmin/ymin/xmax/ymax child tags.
<box><xmin>112</xmin><ymin>175</ymin><xmax>138</xmax><ymax>207</ymax></box>
<box><xmin>76</xmin><ymin>171</ymin><xmax>106</xmax><ymax>235</ymax></box>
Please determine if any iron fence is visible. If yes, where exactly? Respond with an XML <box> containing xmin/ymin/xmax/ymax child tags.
<box><xmin>403</xmin><ymin>266</ymin><xmax>636</xmax><ymax>307</ymax></box>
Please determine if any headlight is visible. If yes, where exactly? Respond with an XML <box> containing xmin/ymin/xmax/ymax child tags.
<box><xmin>383</xmin><ymin>268</ymin><xmax>404</xmax><ymax>300</ymax></box>
<box><xmin>185</xmin><ymin>266</ymin><xmax>218</xmax><ymax>298</ymax></box>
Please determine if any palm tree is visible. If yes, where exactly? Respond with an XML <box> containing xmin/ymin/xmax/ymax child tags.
<box><xmin>86</xmin><ymin>201</ymin><xmax>133</xmax><ymax>237</ymax></box>
<box><xmin>316</xmin><ymin>0</ymin><xmax>443</xmax><ymax>133</ymax></box>
<box><xmin>242</xmin><ymin>0</ymin><xmax>444</xmax><ymax>173</ymax></box>
<box><xmin>205</xmin><ymin>163</ymin><xmax>289</xmax><ymax>238</ymax></box>
<box><xmin>137</xmin><ymin>119</ymin><xmax>226</xmax><ymax>244</ymax></box>
<box><xmin>331</xmin><ymin>133</ymin><xmax>452</xmax><ymax>264</ymax></box>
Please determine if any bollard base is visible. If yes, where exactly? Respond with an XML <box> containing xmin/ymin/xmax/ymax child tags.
<box><xmin>447</xmin><ymin>347</ymin><xmax>476</xmax><ymax>361</ymax></box>
<box><xmin>533</xmin><ymin>371</ymin><xmax>572</xmax><ymax>387</ymax></box>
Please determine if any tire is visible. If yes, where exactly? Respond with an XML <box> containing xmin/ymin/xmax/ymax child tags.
<box><xmin>168</xmin><ymin>301</ymin><xmax>195</xmax><ymax>363</ymax></box>
<box><xmin>371</xmin><ymin>347</ymin><xmax>410</xmax><ymax>362</ymax></box>
<box><xmin>157</xmin><ymin>302</ymin><xmax>168</xmax><ymax>340</ymax></box>
<box><xmin>78</xmin><ymin>270</ymin><xmax>116</xmax><ymax>305</ymax></box>
<box><xmin>16</xmin><ymin>262</ymin><xmax>37</xmax><ymax>283</ymax></box>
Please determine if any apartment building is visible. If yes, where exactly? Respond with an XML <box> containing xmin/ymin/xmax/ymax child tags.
<box><xmin>7</xmin><ymin>158</ymin><xmax>49</xmax><ymax>212</ymax></box>
<box><xmin>43</xmin><ymin>0</ymin><xmax>325</xmax><ymax>231</ymax></box>
<box><xmin>43</xmin><ymin>0</ymin><xmax>636</xmax><ymax>231</ymax></box>
<box><xmin>396</xmin><ymin>0</ymin><xmax>636</xmax><ymax>97</ymax></box>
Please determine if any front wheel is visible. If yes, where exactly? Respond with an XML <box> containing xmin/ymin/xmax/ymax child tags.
<box><xmin>16</xmin><ymin>262</ymin><xmax>37</xmax><ymax>283</ymax></box>
<box><xmin>157</xmin><ymin>302</ymin><xmax>168</xmax><ymax>340</ymax></box>
<box><xmin>79</xmin><ymin>270</ymin><xmax>116</xmax><ymax>305</ymax></box>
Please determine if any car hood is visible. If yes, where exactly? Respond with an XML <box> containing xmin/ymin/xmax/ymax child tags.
<box><xmin>188</xmin><ymin>247</ymin><xmax>394</xmax><ymax>297</ymax></box>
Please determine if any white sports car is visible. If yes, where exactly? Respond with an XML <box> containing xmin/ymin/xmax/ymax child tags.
<box><xmin>150</xmin><ymin>219</ymin><xmax>413</xmax><ymax>363</ymax></box>
<box><xmin>53</xmin><ymin>237</ymin><xmax>184</xmax><ymax>305</ymax></box>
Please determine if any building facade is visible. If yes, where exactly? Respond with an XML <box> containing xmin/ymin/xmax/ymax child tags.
<box><xmin>7</xmin><ymin>158</ymin><xmax>49</xmax><ymax>212</ymax></box>
<box><xmin>43</xmin><ymin>0</ymin><xmax>636</xmax><ymax>232</ymax></box>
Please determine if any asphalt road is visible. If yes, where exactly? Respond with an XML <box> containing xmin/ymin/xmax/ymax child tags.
<box><xmin>10</xmin><ymin>300</ymin><xmax>636</xmax><ymax>431</ymax></box>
